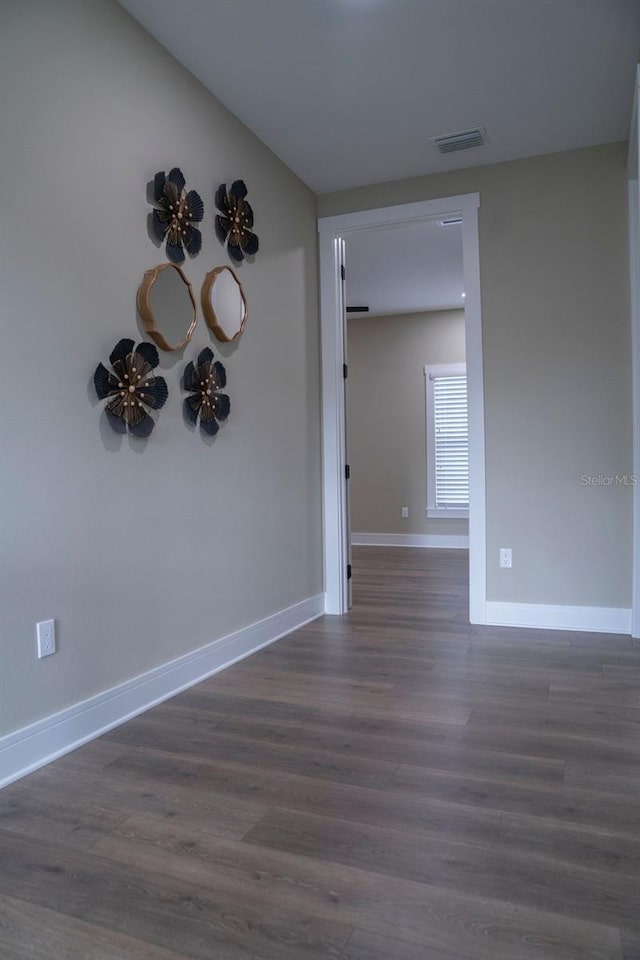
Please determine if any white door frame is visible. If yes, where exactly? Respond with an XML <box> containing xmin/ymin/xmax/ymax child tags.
<box><xmin>628</xmin><ymin>65</ymin><xmax>640</xmax><ymax>639</ymax></box>
<box><xmin>318</xmin><ymin>193</ymin><xmax>487</xmax><ymax>621</ymax></box>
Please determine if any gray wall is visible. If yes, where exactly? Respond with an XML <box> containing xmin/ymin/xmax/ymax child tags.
<box><xmin>0</xmin><ymin>0</ymin><xmax>322</xmax><ymax>736</ymax></box>
<box><xmin>321</xmin><ymin>143</ymin><xmax>632</xmax><ymax>608</ymax></box>
<box><xmin>347</xmin><ymin>310</ymin><xmax>467</xmax><ymax>537</ymax></box>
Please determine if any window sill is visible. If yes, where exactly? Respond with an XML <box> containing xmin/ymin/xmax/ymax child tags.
<box><xmin>426</xmin><ymin>508</ymin><xmax>469</xmax><ymax>519</ymax></box>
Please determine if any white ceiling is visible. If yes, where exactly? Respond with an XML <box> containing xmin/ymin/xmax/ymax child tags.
<box><xmin>345</xmin><ymin>219</ymin><xmax>464</xmax><ymax>317</ymax></box>
<box><xmin>119</xmin><ymin>0</ymin><xmax>640</xmax><ymax>194</ymax></box>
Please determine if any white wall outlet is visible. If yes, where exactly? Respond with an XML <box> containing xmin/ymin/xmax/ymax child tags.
<box><xmin>401</xmin><ymin>507</ymin><xmax>409</xmax><ymax>518</ymax></box>
<box><xmin>36</xmin><ymin>619</ymin><xmax>56</xmax><ymax>658</ymax></box>
<box><xmin>499</xmin><ymin>548</ymin><xmax>512</xmax><ymax>569</ymax></box>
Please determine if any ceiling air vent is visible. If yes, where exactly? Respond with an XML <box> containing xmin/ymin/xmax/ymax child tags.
<box><xmin>431</xmin><ymin>127</ymin><xmax>486</xmax><ymax>154</ymax></box>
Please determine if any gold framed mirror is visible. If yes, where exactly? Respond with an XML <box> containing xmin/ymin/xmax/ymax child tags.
<box><xmin>137</xmin><ymin>263</ymin><xmax>198</xmax><ymax>352</ymax></box>
<box><xmin>201</xmin><ymin>266</ymin><xmax>247</xmax><ymax>343</ymax></box>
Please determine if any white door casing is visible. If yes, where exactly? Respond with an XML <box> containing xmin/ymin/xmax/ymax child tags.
<box><xmin>318</xmin><ymin>194</ymin><xmax>486</xmax><ymax>621</ymax></box>
<box><xmin>628</xmin><ymin>64</ymin><xmax>640</xmax><ymax>639</ymax></box>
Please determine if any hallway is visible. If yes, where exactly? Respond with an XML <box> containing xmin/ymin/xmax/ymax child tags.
<box><xmin>1</xmin><ymin>547</ymin><xmax>639</xmax><ymax>959</ymax></box>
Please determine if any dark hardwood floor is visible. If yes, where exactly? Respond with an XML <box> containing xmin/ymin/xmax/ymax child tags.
<box><xmin>2</xmin><ymin>546</ymin><xmax>640</xmax><ymax>959</ymax></box>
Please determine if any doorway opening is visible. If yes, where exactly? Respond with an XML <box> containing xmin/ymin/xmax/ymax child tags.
<box><xmin>318</xmin><ymin>194</ymin><xmax>486</xmax><ymax>623</ymax></box>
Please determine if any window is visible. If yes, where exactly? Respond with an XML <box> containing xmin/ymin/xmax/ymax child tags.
<box><xmin>425</xmin><ymin>363</ymin><xmax>469</xmax><ymax>518</ymax></box>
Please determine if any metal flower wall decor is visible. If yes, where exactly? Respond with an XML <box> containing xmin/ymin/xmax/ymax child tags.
<box><xmin>215</xmin><ymin>180</ymin><xmax>259</xmax><ymax>262</ymax></box>
<box><xmin>183</xmin><ymin>347</ymin><xmax>230</xmax><ymax>436</ymax></box>
<box><xmin>152</xmin><ymin>167</ymin><xmax>204</xmax><ymax>264</ymax></box>
<box><xmin>94</xmin><ymin>339</ymin><xmax>168</xmax><ymax>438</ymax></box>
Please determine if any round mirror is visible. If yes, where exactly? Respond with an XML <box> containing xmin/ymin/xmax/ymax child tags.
<box><xmin>201</xmin><ymin>266</ymin><xmax>247</xmax><ymax>343</ymax></box>
<box><xmin>137</xmin><ymin>263</ymin><xmax>197</xmax><ymax>352</ymax></box>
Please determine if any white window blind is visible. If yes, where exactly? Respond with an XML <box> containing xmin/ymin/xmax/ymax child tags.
<box><xmin>425</xmin><ymin>364</ymin><xmax>469</xmax><ymax>517</ymax></box>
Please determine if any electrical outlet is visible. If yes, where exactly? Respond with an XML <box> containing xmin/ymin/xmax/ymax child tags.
<box><xmin>36</xmin><ymin>619</ymin><xmax>56</xmax><ymax>658</ymax></box>
<box><xmin>401</xmin><ymin>507</ymin><xmax>409</xmax><ymax>518</ymax></box>
<box><xmin>499</xmin><ymin>548</ymin><xmax>512</xmax><ymax>569</ymax></box>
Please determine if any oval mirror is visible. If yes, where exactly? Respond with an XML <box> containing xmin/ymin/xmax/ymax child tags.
<box><xmin>137</xmin><ymin>263</ymin><xmax>197</xmax><ymax>352</ymax></box>
<box><xmin>201</xmin><ymin>266</ymin><xmax>247</xmax><ymax>343</ymax></box>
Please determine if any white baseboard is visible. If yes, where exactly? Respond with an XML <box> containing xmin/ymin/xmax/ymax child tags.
<box><xmin>352</xmin><ymin>532</ymin><xmax>469</xmax><ymax>549</ymax></box>
<box><xmin>485</xmin><ymin>601</ymin><xmax>632</xmax><ymax>635</ymax></box>
<box><xmin>0</xmin><ymin>593</ymin><xmax>325</xmax><ymax>790</ymax></box>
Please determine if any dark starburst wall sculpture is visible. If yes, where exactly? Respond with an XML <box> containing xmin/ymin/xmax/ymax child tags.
<box><xmin>214</xmin><ymin>179</ymin><xmax>259</xmax><ymax>262</ymax></box>
<box><xmin>151</xmin><ymin>167</ymin><xmax>204</xmax><ymax>264</ymax></box>
<box><xmin>183</xmin><ymin>347</ymin><xmax>230</xmax><ymax>437</ymax></box>
<box><xmin>94</xmin><ymin>339</ymin><xmax>168</xmax><ymax>438</ymax></box>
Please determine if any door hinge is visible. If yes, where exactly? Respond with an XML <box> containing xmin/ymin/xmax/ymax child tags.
<box><xmin>345</xmin><ymin>464</ymin><xmax>350</xmax><ymax>480</ymax></box>
<box><xmin>347</xmin><ymin>563</ymin><xmax>352</xmax><ymax>580</ymax></box>
<box><xmin>340</xmin><ymin>263</ymin><xmax>346</xmax><ymax>281</ymax></box>
<box><xmin>343</xmin><ymin>363</ymin><xmax>348</xmax><ymax>379</ymax></box>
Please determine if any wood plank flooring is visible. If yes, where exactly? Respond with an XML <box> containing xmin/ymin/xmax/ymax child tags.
<box><xmin>2</xmin><ymin>546</ymin><xmax>640</xmax><ymax>959</ymax></box>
